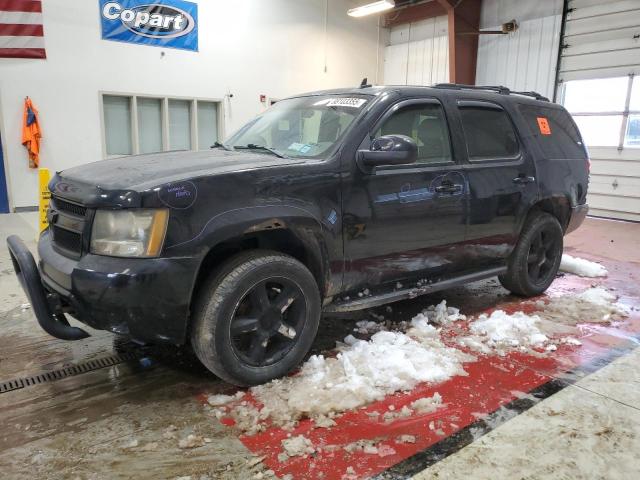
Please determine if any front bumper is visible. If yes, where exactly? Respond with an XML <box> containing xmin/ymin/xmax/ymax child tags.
<box><xmin>7</xmin><ymin>235</ymin><xmax>90</xmax><ymax>340</ymax></box>
<box><xmin>566</xmin><ymin>203</ymin><xmax>589</xmax><ymax>234</ymax></box>
<box><xmin>8</xmin><ymin>230</ymin><xmax>202</xmax><ymax>344</ymax></box>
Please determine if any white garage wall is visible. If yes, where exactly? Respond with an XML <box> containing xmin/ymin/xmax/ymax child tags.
<box><xmin>383</xmin><ymin>16</ymin><xmax>449</xmax><ymax>86</ymax></box>
<box><xmin>0</xmin><ymin>0</ymin><xmax>383</xmax><ymax>209</ymax></box>
<box><xmin>476</xmin><ymin>0</ymin><xmax>562</xmax><ymax>100</ymax></box>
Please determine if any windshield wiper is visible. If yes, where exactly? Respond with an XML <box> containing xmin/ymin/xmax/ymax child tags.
<box><xmin>211</xmin><ymin>141</ymin><xmax>234</xmax><ymax>151</ymax></box>
<box><xmin>233</xmin><ymin>144</ymin><xmax>289</xmax><ymax>159</ymax></box>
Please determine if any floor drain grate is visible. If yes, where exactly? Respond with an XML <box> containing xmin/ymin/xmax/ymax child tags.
<box><xmin>0</xmin><ymin>351</ymin><xmax>141</xmax><ymax>394</ymax></box>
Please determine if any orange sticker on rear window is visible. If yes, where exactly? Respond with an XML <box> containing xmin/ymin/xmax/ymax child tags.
<box><xmin>537</xmin><ymin>117</ymin><xmax>551</xmax><ymax>135</ymax></box>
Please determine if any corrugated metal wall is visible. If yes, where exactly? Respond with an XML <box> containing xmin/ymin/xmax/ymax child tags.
<box><xmin>558</xmin><ymin>0</ymin><xmax>640</xmax><ymax>222</ymax></box>
<box><xmin>383</xmin><ymin>16</ymin><xmax>449</xmax><ymax>86</ymax></box>
<box><xmin>475</xmin><ymin>0</ymin><xmax>563</xmax><ymax>100</ymax></box>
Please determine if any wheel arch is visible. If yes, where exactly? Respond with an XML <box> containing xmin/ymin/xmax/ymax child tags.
<box><xmin>187</xmin><ymin>206</ymin><xmax>333</xmax><ymax>331</ymax></box>
<box><xmin>521</xmin><ymin>195</ymin><xmax>572</xmax><ymax>233</ymax></box>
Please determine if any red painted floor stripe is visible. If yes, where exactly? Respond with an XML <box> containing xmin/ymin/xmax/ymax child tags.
<box><xmin>203</xmin><ymin>270</ymin><xmax>640</xmax><ymax>480</ymax></box>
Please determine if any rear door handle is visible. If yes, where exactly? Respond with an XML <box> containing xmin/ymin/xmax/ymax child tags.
<box><xmin>513</xmin><ymin>175</ymin><xmax>535</xmax><ymax>184</ymax></box>
<box><xmin>435</xmin><ymin>184</ymin><xmax>463</xmax><ymax>194</ymax></box>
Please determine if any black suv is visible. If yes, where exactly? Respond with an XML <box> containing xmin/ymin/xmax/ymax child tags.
<box><xmin>8</xmin><ymin>83</ymin><xmax>589</xmax><ymax>386</ymax></box>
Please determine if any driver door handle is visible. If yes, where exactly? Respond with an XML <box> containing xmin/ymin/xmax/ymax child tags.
<box><xmin>513</xmin><ymin>175</ymin><xmax>536</xmax><ymax>184</ymax></box>
<box><xmin>435</xmin><ymin>184</ymin><xmax>463</xmax><ymax>194</ymax></box>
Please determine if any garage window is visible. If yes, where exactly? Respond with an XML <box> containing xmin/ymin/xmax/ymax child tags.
<box><xmin>102</xmin><ymin>94</ymin><xmax>221</xmax><ymax>157</ymax></box>
<box><xmin>197</xmin><ymin>101</ymin><xmax>219</xmax><ymax>150</ymax></box>
<box><xmin>103</xmin><ymin>95</ymin><xmax>133</xmax><ymax>156</ymax></box>
<box><xmin>168</xmin><ymin>100</ymin><xmax>192</xmax><ymax>151</ymax></box>
<box><xmin>562</xmin><ymin>76</ymin><xmax>640</xmax><ymax>149</ymax></box>
<box><xmin>137</xmin><ymin>98</ymin><xmax>163</xmax><ymax>154</ymax></box>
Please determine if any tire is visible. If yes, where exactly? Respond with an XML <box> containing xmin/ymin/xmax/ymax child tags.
<box><xmin>499</xmin><ymin>211</ymin><xmax>563</xmax><ymax>297</ymax></box>
<box><xmin>191</xmin><ymin>250</ymin><xmax>321</xmax><ymax>386</ymax></box>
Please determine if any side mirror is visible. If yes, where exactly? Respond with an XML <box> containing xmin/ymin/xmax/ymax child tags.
<box><xmin>357</xmin><ymin>134</ymin><xmax>418</xmax><ymax>171</ymax></box>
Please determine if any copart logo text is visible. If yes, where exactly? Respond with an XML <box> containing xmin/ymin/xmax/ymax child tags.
<box><xmin>102</xmin><ymin>2</ymin><xmax>195</xmax><ymax>39</ymax></box>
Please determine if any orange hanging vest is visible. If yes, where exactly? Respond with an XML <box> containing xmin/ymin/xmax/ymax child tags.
<box><xmin>22</xmin><ymin>97</ymin><xmax>42</xmax><ymax>169</ymax></box>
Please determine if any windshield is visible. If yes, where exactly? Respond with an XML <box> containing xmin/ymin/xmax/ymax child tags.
<box><xmin>226</xmin><ymin>95</ymin><xmax>370</xmax><ymax>159</ymax></box>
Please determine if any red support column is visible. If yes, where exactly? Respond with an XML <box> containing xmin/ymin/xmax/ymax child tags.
<box><xmin>441</xmin><ymin>0</ymin><xmax>482</xmax><ymax>84</ymax></box>
<box><xmin>383</xmin><ymin>0</ymin><xmax>482</xmax><ymax>85</ymax></box>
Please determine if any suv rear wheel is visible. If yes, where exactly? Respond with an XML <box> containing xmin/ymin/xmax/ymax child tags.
<box><xmin>499</xmin><ymin>212</ymin><xmax>563</xmax><ymax>297</ymax></box>
<box><xmin>191</xmin><ymin>250</ymin><xmax>321</xmax><ymax>386</ymax></box>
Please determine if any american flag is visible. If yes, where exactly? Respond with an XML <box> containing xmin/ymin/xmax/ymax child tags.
<box><xmin>0</xmin><ymin>0</ymin><xmax>45</xmax><ymax>59</ymax></box>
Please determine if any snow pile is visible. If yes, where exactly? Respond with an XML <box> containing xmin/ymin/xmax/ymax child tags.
<box><xmin>246</xmin><ymin>315</ymin><xmax>471</xmax><ymax>430</ymax></box>
<box><xmin>537</xmin><ymin>287</ymin><xmax>628</xmax><ymax>325</ymax></box>
<box><xmin>578</xmin><ymin>287</ymin><xmax>618</xmax><ymax>308</ymax></box>
<box><xmin>381</xmin><ymin>393</ymin><xmax>444</xmax><ymax>423</ymax></box>
<box><xmin>560</xmin><ymin>254</ymin><xmax>607</xmax><ymax>277</ymax></box>
<box><xmin>207</xmin><ymin>391</ymin><xmax>245</xmax><ymax>407</ymax></box>
<box><xmin>468</xmin><ymin>310</ymin><xmax>549</xmax><ymax>351</ymax></box>
<box><xmin>457</xmin><ymin>336</ymin><xmax>492</xmax><ymax>354</ymax></box>
<box><xmin>353</xmin><ymin>320</ymin><xmax>385</xmax><ymax>335</ymax></box>
<box><xmin>411</xmin><ymin>300</ymin><xmax>467</xmax><ymax>326</ymax></box>
<box><xmin>342</xmin><ymin>439</ymin><xmax>396</xmax><ymax>457</ymax></box>
<box><xmin>279</xmin><ymin>435</ymin><xmax>315</xmax><ymax>460</ymax></box>
<box><xmin>461</xmin><ymin>287</ymin><xmax>628</xmax><ymax>354</ymax></box>
<box><xmin>382</xmin><ymin>405</ymin><xmax>413</xmax><ymax>423</ymax></box>
<box><xmin>410</xmin><ymin>392</ymin><xmax>444</xmax><ymax>413</ymax></box>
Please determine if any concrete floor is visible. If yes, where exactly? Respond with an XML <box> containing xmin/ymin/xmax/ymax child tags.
<box><xmin>0</xmin><ymin>214</ymin><xmax>638</xmax><ymax>479</ymax></box>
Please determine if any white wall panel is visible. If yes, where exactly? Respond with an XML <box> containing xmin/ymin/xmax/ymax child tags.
<box><xmin>476</xmin><ymin>9</ymin><xmax>561</xmax><ymax>100</ymax></box>
<box><xmin>383</xmin><ymin>16</ymin><xmax>448</xmax><ymax>86</ymax></box>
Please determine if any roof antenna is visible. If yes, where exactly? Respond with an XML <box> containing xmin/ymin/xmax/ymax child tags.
<box><xmin>360</xmin><ymin>77</ymin><xmax>371</xmax><ymax>88</ymax></box>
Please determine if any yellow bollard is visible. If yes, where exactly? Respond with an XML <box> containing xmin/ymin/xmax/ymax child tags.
<box><xmin>38</xmin><ymin>168</ymin><xmax>51</xmax><ymax>232</ymax></box>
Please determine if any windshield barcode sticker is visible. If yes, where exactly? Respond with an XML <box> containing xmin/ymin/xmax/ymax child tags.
<box><xmin>325</xmin><ymin>98</ymin><xmax>367</xmax><ymax>108</ymax></box>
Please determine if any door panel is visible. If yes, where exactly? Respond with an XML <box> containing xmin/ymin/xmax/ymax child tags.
<box><xmin>456</xmin><ymin>100</ymin><xmax>538</xmax><ymax>269</ymax></box>
<box><xmin>342</xmin><ymin>99</ymin><xmax>468</xmax><ymax>290</ymax></box>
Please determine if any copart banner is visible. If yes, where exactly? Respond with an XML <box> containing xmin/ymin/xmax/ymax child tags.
<box><xmin>99</xmin><ymin>0</ymin><xmax>198</xmax><ymax>52</ymax></box>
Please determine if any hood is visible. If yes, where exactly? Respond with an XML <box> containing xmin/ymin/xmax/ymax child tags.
<box><xmin>59</xmin><ymin>149</ymin><xmax>307</xmax><ymax>191</ymax></box>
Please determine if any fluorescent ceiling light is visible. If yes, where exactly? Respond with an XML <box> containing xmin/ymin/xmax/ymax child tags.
<box><xmin>348</xmin><ymin>0</ymin><xmax>395</xmax><ymax>17</ymax></box>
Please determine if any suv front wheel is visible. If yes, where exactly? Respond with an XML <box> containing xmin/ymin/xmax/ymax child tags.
<box><xmin>191</xmin><ymin>250</ymin><xmax>321</xmax><ymax>386</ymax></box>
<box><xmin>499</xmin><ymin>212</ymin><xmax>563</xmax><ymax>297</ymax></box>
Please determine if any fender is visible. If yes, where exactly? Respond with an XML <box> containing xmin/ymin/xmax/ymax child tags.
<box><xmin>168</xmin><ymin>204</ymin><xmax>341</xmax><ymax>299</ymax></box>
<box><xmin>518</xmin><ymin>194</ymin><xmax>573</xmax><ymax>234</ymax></box>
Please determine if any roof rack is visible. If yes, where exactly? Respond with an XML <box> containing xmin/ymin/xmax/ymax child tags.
<box><xmin>433</xmin><ymin>83</ymin><xmax>549</xmax><ymax>102</ymax></box>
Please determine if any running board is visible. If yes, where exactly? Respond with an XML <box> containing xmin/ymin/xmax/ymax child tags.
<box><xmin>324</xmin><ymin>267</ymin><xmax>507</xmax><ymax>313</ymax></box>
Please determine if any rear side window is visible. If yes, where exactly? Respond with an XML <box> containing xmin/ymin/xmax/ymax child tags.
<box><xmin>518</xmin><ymin>105</ymin><xmax>587</xmax><ymax>160</ymax></box>
<box><xmin>458</xmin><ymin>104</ymin><xmax>519</xmax><ymax>160</ymax></box>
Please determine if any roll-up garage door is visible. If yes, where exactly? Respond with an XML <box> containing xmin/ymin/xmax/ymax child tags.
<box><xmin>557</xmin><ymin>0</ymin><xmax>640</xmax><ymax>222</ymax></box>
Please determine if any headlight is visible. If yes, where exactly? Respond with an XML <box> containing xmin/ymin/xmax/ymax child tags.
<box><xmin>90</xmin><ymin>209</ymin><xmax>169</xmax><ymax>258</ymax></box>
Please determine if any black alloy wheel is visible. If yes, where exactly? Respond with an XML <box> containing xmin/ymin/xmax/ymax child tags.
<box><xmin>230</xmin><ymin>278</ymin><xmax>306</xmax><ymax>367</ymax></box>
<box><xmin>526</xmin><ymin>225</ymin><xmax>562</xmax><ymax>285</ymax></box>
<box><xmin>499</xmin><ymin>211</ymin><xmax>564</xmax><ymax>297</ymax></box>
<box><xmin>191</xmin><ymin>250</ymin><xmax>321</xmax><ymax>386</ymax></box>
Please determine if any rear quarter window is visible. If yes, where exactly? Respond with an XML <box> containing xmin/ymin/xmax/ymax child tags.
<box><xmin>458</xmin><ymin>104</ymin><xmax>520</xmax><ymax>160</ymax></box>
<box><xmin>518</xmin><ymin>105</ymin><xmax>587</xmax><ymax>160</ymax></box>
